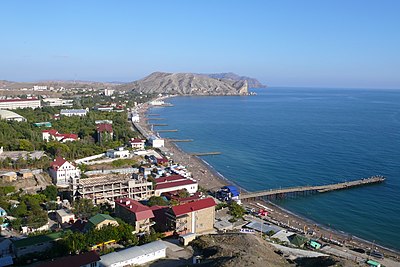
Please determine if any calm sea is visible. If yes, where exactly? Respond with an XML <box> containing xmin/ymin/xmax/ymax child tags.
<box><xmin>150</xmin><ymin>88</ymin><xmax>400</xmax><ymax>250</ymax></box>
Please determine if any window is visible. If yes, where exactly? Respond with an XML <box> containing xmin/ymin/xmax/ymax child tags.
<box><xmin>90</xmin><ymin>263</ymin><xmax>97</xmax><ymax>267</ymax></box>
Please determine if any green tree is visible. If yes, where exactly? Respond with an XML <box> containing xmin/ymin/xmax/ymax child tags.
<box><xmin>9</xmin><ymin>217</ymin><xmax>23</xmax><ymax>230</ymax></box>
<box><xmin>147</xmin><ymin>196</ymin><xmax>168</xmax><ymax>207</ymax></box>
<box><xmin>10</xmin><ymin>202</ymin><xmax>28</xmax><ymax>217</ymax></box>
<box><xmin>18</xmin><ymin>139</ymin><xmax>34</xmax><ymax>151</ymax></box>
<box><xmin>60</xmin><ymin>231</ymin><xmax>87</xmax><ymax>254</ymax></box>
<box><xmin>177</xmin><ymin>189</ymin><xmax>190</xmax><ymax>198</ymax></box>
<box><xmin>73</xmin><ymin>198</ymin><xmax>99</xmax><ymax>219</ymax></box>
<box><xmin>42</xmin><ymin>185</ymin><xmax>58</xmax><ymax>201</ymax></box>
<box><xmin>228</xmin><ymin>202</ymin><xmax>246</xmax><ymax>218</ymax></box>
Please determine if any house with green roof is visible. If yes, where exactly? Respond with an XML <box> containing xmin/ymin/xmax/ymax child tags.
<box><xmin>84</xmin><ymin>214</ymin><xmax>119</xmax><ymax>232</ymax></box>
<box><xmin>12</xmin><ymin>232</ymin><xmax>63</xmax><ymax>258</ymax></box>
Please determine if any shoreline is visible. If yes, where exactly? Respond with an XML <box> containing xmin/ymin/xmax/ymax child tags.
<box><xmin>137</xmin><ymin>97</ymin><xmax>400</xmax><ymax>261</ymax></box>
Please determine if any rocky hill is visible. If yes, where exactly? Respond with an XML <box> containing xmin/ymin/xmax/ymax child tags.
<box><xmin>117</xmin><ymin>72</ymin><xmax>249</xmax><ymax>96</ymax></box>
<box><xmin>205</xmin><ymin>72</ymin><xmax>267</xmax><ymax>88</ymax></box>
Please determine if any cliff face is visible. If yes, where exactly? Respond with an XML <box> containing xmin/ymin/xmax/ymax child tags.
<box><xmin>118</xmin><ymin>72</ymin><xmax>249</xmax><ymax>96</ymax></box>
<box><xmin>205</xmin><ymin>72</ymin><xmax>267</xmax><ymax>88</ymax></box>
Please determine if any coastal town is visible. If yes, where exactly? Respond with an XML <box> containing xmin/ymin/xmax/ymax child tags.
<box><xmin>0</xmin><ymin>85</ymin><xmax>398</xmax><ymax>267</ymax></box>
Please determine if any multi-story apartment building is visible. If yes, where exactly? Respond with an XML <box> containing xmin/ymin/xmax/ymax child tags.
<box><xmin>114</xmin><ymin>198</ymin><xmax>155</xmax><ymax>233</ymax></box>
<box><xmin>165</xmin><ymin>198</ymin><xmax>216</xmax><ymax>235</ymax></box>
<box><xmin>0</xmin><ymin>98</ymin><xmax>41</xmax><ymax>110</ymax></box>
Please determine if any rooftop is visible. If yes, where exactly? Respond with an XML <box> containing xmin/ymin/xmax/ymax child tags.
<box><xmin>171</xmin><ymin>197</ymin><xmax>216</xmax><ymax>217</ymax></box>
<box><xmin>78</xmin><ymin>175</ymin><xmax>131</xmax><ymax>187</ymax></box>
<box><xmin>0</xmin><ymin>98</ymin><xmax>39</xmax><ymax>103</ymax></box>
<box><xmin>60</xmin><ymin>109</ymin><xmax>87</xmax><ymax>113</ymax></box>
<box><xmin>115</xmin><ymin>198</ymin><xmax>154</xmax><ymax>221</ymax></box>
<box><xmin>129</xmin><ymin>138</ymin><xmax>145</xmax><ymax>143</ymax></box>
<box><xmin>13</xmin><ymin>232</ymin><xmax>63</xmax><ymax>248</ymax></box>
<box><xmin>0</xmin><ymin>110</ymin><xmax>26</xmax><ymax>121</ymax></box>
<box><xmin>99</xmin><ymin>241</ymin><xmax>167</xmax><ymax>266</ymax></box>
<box><xmin>155</xmin><ymin>175</ymin><xmax>186</xmax><ymax>184</ymax></box>
<box><xmin>50</xmin><ymin>157</ymin><xmax>67</xmax><ymax>169</ymax></box>
<box><xmin>39</xmin><ymin>251</ymin><xmax>100</xmax><ymax>267</ymax></box>
<box><xmin>88</xmin><ymin>214</ymin><xmax>117</xmax><ymax>226</ymax></box>
<box><xmin>97</xmin><ymin>123</ymin><xmax>113</xmax><ymax>133</ymax></box>
<box><xmin>155</xmin><ymin>179</ymin><xmax>197</xmax><ymax>190</ymax></box>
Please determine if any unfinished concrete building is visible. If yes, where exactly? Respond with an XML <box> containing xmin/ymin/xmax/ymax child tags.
<box><xmin>71</xmin><ymin>174</ymin><xmax>154</xmax><ymax>205</ymax></box>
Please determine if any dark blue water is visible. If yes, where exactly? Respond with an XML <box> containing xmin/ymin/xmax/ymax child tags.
<box><xmin>150</xmin><ymin>88</ymin><xmax>400</xmax><ymax>250</ymax></box>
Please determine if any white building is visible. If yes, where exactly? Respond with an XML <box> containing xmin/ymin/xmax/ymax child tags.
<box><xmin>99</xmin><ymin>241</ymin><xmax>167</xmax><ymax>267</ymax></box>
<box><xmin>60</xmin><ymin>108</ymin><xmax>89</xmax><ymax>117</ymax></box>
<box><xmin>131</xmin><ymin>112</ymin><xmax>139</xmax><ymax>123</ymax></box>
<box><xmin>148</xmin><ymin>135</ymin><xmax>164</xmax><ymax>148</ymax></box>
<box><xmin>42</xmin><ymin>98</ymin><xmax>74</xmax><ymax>107</ymax></box>
<box><xmin>0</xmin><ymin>98</ymin><xmax>41</xmax><ymax>110</ymax></box>
<box><xmin>94</xmin><ymin>106</ymin><xmax>113</xmax><ymax>112</ymax></box>
<box><xmin>42</xmin><ymin>129</ymin><xmax>78</xmax><ymax>143</ymax></box>
<box><xmin>49</xmin><ymin>157</ymin><xmax>81</xmax><ymax>187</ymax></box>
<box><xmin>128</xmin><ymin>138</ymin><xmax>145</xmax><ymax>150</ymax></box>
<box><xmin>154</xmin><ymin>175</ymin><xmax>198</xmax><ymax>196</ymax></box>
<box><xmin>33</xmin><ymin>85</ymin><xmax>48</xmax><ymax>91</ymax></box>
<box><xmin>0</xmin><ymin>110</ymin><xmax>26</xmax><ymax>122</ymax></box>
<box><xmin>55</xmin><ymin>209</ymin><xmax>76</xmax><ymax>224</ymax></box>
<box><xmin>150</xmin><ymin>100</ymin><xmax>165</xmax><ymax>106</ymax></box>
<box><xmin>106</xmin><ymin>147</ymin><xmax>130</xmax><ymax>158</ymax></box>
<box><xmin>104</xmin><ymin>88</ymin><xmax>115</xmax><ymax>96</ymax></box>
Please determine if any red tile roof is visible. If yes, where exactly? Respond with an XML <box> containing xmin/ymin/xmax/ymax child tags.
<box><xmin>42</xmin><ymin>129</ymin><xmax>59</xmax><ymax>135</ymax></box>
<box><xmin>59</xmin><ymin>133</ymin><xmax>78</xmax><ymax>140</ymax></box>
<box><xmin>155</xmin><ymin>179</ymin><xmax>197</xmax><ymax>190</ymax></box>
<box><xmin>38</xmin><ymin>251</ymin><xmax>100</xmax><ymax>267</ymax></box>
<box><xmin>115</xmin><ymin>198</ymin><xmax>154</xmax><ymax>221</ymax></box>
<box><xmin>129</xmin><ymin>138</ymin><xmax>145</xmax><ymax>143</ymax></box>
<box><xmin>171</xmin><ymin>198</ymin><xmax>216</xmax><ymax>217</ymax></box>
<box><xmin>162</xmin><ymin>191</ymin><xmax>202</xmax><ymax>203</ymax></box>
<box><xmin>97</xmin><ymin>123</ymin><xmax>113</xmax><ymax>133</ymax></box>
<box><xmin>0</xmin><ymin>98</ymin><xmax>39</xmax><ymax>103</ymax></box>
<box><xmin>42</xmin><ymin>129</ymin><xmax>78</xmax><ymax>141</ymax></box>
<box><xmin>50</xmin><ymin>157</ymin><xmax>67</xmax><ymax>170</ymax></box>
<box><xmin>155</xmin><ymin>175</ymin><xmax>186</xmax><ymax>184</ymax></box>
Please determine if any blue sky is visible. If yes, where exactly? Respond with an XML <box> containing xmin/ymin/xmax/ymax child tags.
<box><xmin>1</xmin><ymin>0</ymin><xmax>399</xmax><ymax>88</ymax></box>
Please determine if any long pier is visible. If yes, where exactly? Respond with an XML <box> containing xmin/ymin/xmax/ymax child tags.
<box><xmin>239</xmin><ymin>176</ymin><xmax>385</xmax><ymax>200</ymax></box>
<box><xmin>151</xmin><ymin>123</ymin><xmax>168</xmax><ymax>126</ymax></box>
<box><xmin>169</xmin><ymin>139</ymin><xmax>193</xmax><ymax>142</ymax></box>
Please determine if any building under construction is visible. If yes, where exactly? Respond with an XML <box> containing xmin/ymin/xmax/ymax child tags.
<box><xmin>71</xmin><ymin>174</ymin><xmax>154</xmax><ymax>205</ymax></box>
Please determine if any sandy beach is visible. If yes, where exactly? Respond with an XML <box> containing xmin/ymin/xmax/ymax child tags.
<box><xmin>136</xmin><ymin>100</ymin><xmax>400</xmax><ymax>263</ymax></box>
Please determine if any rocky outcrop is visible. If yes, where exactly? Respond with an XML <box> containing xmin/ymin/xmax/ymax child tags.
<box><xmin>205</xmin><ymin>72</ymin><xmax>267</xmax><ymax>88</ymax></box>
<box><xmin>117</xmin><ymin>72</ymin><xmax>250</xmax><ymax>96</ymax></box>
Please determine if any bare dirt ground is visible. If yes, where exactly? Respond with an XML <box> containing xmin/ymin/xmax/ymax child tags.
<box><xmin>191</xmin><ymin>233</ymin><xmax>290</xmax><ymax>267</ymax></box>
<box><xmin>0</xmin><ymin>172</ymin><xmax>52</xmax><ymax>193</ymax></box>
